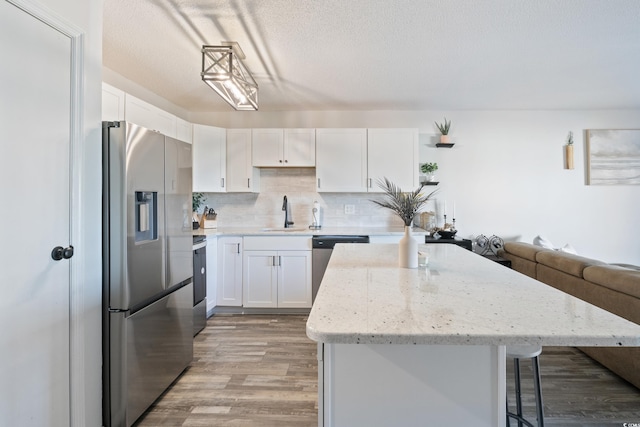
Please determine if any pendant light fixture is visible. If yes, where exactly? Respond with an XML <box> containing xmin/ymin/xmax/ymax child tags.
<box><xmin>201</xmin><ymin>42</ymin><xmax>258</xmax><ymax>111</ymax></box>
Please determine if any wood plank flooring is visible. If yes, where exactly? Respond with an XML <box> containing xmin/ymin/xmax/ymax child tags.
<box><xmin>135</xmin><ymin>315</ymin><xmax>640</xmax><ymax>426</ymax></box>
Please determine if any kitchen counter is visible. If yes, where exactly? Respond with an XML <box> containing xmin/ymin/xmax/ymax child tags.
<box><xmin>307</xmin><ymin>243</ymin><xmax>640</xmax><ymax>346</ymax></box>
<box><xmin>193</xmin><ymin>225</ymin><xmax>428</xmax><ymax>237</ymax></box>
<box><xmin>306</xmin><ymin>243</ymin><xmax>640</xmax><ymax>426</ymax></box>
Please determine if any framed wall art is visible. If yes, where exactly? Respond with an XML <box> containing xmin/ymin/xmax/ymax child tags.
<box><xmin>586</xmin><ymin>129</ymin><xmax>640</xmax><ymax>185</ymax></box>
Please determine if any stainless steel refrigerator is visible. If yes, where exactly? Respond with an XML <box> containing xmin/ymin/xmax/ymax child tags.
<box><xmin>102</xmin><ymin>121</ymin><xmax>194</xmax><ymax>427</ymax></box>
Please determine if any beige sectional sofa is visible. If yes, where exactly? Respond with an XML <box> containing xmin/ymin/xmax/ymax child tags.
<box><xmin>498</xmin><ymin>241</ymin><xmax>640</xmax><ymax>389</ymax></box>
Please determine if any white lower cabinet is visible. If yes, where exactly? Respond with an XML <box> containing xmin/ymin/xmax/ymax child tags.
<box><xmin>217</xmin><ymin>236</ymin><xmax>243</xmax><ymax>306</ymax></box>
<box><xmin>242</xmin><ymin>237</ymin><xmax>312</xmax><ymax>308</ymax></box>
<box><xmin>205</xmin><ymin>236</ymin><xmax>218</xmax><ymax>313</ymax></box>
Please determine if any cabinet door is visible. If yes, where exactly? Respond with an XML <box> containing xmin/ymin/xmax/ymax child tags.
<box><xmin>277</xmin><ymin>251</ymin><xmax>312</xmax><ymax>308</ymax></box>
<box><xmin>243</xmin><ymin>251</ymin><xmax>278</xmax><ymax>308</ymax></box>
<box><xmin>205</xmin><ymin>236</ymin><xmax>217</xmax><ymax>313</ymax></box>
<box><xmin>284</xmin><ymin>128</ymin><xmax>315</xmax><ymax>166</ymax></box>
<box><xmin>252</xmin><ymin>128</ymin><xmax>284</xmax><ymax>167</ymax></box>
<box><xmin>102</xmin><ymin>82</ymin><xmax>125</xmax><ymax>121</ymax></box>
<box><xmin>367</xmin><ymin>128</ymin><xmax>418</xmax><ymax>192</ymax></box>
<box><xmin>193</xmin><ymin>124</ymin><xmax>226</xmax><ymax>192</ymax></box>
<box><xmin>217</xmin><ymin>237</ymin><xmax>243</xmax><ymax>306</ymax></box>
<box><xmin>316</xmin><ymin>128</ymin><xmax>368</xmax><ymax>192</ymax></box>
<box><xmin>227</xmin><ymin>129</ymin><xmax>259</xmax><ymax>192</ymax></box>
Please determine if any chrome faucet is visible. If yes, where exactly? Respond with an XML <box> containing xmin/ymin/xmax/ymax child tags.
<box><xmin>282</xmin><ymin>195</ymin><xmax>294</xmax><ymax>228</ymax></box>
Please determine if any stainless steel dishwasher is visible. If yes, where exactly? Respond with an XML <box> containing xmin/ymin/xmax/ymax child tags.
<box><xmin>312</xmin><ymin>235</ymin><xmax>370</xmax><ymax>302</ymax></box>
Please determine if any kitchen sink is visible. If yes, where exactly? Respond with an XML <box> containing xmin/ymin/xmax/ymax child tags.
<box><xmin>261</xmin><ymin>227</ymin><xmax>308</xmax><ymax>232</ymax></box>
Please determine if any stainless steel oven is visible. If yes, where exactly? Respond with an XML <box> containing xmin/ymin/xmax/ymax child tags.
<box><xmin>193</xmin><ymin>235</ymin><xmax>207</xmax><ymax>336</ymax></box>
<box><xmin>311</xmin><ymin>235</ymin><xmax>369</xmax><ymax>302</ymax></box>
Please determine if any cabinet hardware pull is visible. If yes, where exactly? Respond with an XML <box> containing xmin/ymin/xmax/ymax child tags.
<box><xmin>221</xmin><ymin>177</ymin><xmax>225</xmax><ymax>188</ymax></box>
<box><xmin>247</xmin><ymin>178</ymin><xmax>250</xmax><ymax>188</ymax></box>
<box><xmin>279</xmin><ymin>159</ymin><xmax>283</xmax><ymax>163</ymax></box>
<box><xmin>368</xmin><ymin>178</ymin><xmax>372</xmax><ymax>188</ymax></box>
<box><xmin>317</xmin><ymin>178</ymin><xmax>321</xmax><ymax>188</ymax></box>
<box><xmin>284</xmin><ymin>159</ymin><xmax>288</xmax><ymax>163</ymax></box>
<box><xmin>237</xmin><ymin>243</ymin><xmax>240</xmax><ymax>254</ymax></box>
<box><xmin>278</xmin><ymin>256</ymin><xmax>282</xmax><ymax>266</ymax></box>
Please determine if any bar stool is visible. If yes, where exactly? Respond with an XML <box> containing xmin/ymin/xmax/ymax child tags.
<box><xmin>506</xmin><ymin>345</ymin><xmax>544</xmax><ymax>427</ymax></box>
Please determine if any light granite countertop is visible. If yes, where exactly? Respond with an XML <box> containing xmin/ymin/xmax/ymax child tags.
<box><xmin>306</xmin><ymin>243</ymin><xmax>640</xmax><ymax>347</ymax></box>
<box><xmin>193</xmin><ymin>226</ymin><xmax>428</xmax><ymax>237</ymax></box>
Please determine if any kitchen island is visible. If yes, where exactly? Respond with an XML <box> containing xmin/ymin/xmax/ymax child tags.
<box><xmin>306</xmin><ymin>244</ymin><xmax>640</xmax><ymax>427</ymax></box>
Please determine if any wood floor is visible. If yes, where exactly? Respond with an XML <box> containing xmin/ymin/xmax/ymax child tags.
<box><xmin>135</xmin><ymin>314</ymin><xmax>640</xmax><ymax>426</ymax></box>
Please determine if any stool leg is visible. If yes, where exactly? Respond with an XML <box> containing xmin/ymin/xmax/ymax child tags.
<box><xmin>532</xmin><ymin>355</ymin><xmax>545</xmax><ymax>427</ymax></box>
<box><xmin>514</xmin><ymin>358</ymin><xmax>523</xmax><ymax>427</ymax></box>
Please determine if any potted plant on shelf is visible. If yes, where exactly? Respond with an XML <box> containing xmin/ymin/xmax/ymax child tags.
<box><xmin>420</xmin><ymin>162</ymin><xmax>438</xmax><ymax>182</ymax></box>
<box><xmin>435</xmin><ymin>117</ymin><xmax>452</xmax><ymax>144</ymax></box>
<box><xmin>370</xmin><ymin>177</ymin><xmax>438</xmax><ymax>268</ymax></box>
<box><xmin>192</xmin><ymin>192</ymin><xmax>205</xmax><ymax>229</ymax></box>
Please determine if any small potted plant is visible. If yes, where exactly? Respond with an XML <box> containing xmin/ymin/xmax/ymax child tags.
<box><xmin>420</xmin><ymin>162</ymin><xmax>438</xmax><ymax>182</ymax></box>
<box><xmin>435</xmin><ymin>117</ymin><xmax>452</xmax><ymax>144</ymax></box>
<box><xmin>192</xmin><ymin>192</ymin><xmax>205</xmax><ymax>229</ymax></box>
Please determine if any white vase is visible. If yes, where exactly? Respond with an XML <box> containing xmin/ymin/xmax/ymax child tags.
<box><xmin>398</xmin><ymin>226</ymin><xmax>418</xmax><ymax>268</ymax></box>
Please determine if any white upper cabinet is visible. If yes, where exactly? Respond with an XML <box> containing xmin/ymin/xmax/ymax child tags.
<box><xmin>226</xmin><ymin>129</ymin><xmax>260</xmax><ymax>192</ymax></box>
<box><xmin>176</xmin><ymin>117</ymin><xmax>192</xmax><ymax>144</ymax></box>
<box><xmin>284</xmin><ymin>128</ymin><xmax>315</xmax><ymax>166</ymax></box>
<box><xmin>125</xmin><ymin>94</ymin><xmax>177</xmax><ymax>138</ymax></box>
<box><xmin>367</xmin><ymin>128</ymin><xmax>418</xmax><ymax>192</ymax></box>
<box><xmin>252</xmin><ymin>128</ymin><xmax>315</xmax><ymax>167</ymax></box>
<box><xmin>102</xmin><ymin>83</ymin><xmax>125</xmax><ymax>121</ymax></box>
<box><xmin>192</xmin><ymin>124</ymin><xmax>226</xmax><ymax>192</ymax></box>
<box><xmin>316</xmin><ymin>128</ymin><xmax>368</xmax><ymax>192</ymax></box>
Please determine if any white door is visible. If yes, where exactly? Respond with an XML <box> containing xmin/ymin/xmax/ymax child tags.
<box><xmin>217</xmin><ymin>237</ymin><xmax>243</xmax><ymax>306</ymax></box>
<box><xmin>316</xmin><ymin>128</ymin><xmax>368</xmax><ymax>192</ymax></box>
<box><xmin>278</xmin><ymin>251</ymin><xmax>312</xmax><ymax>308</ymax></box>
<box><xmin>367</xmin><ymin>128</ymin><xmax>418</xmax><ymax>192</ymax></box>
<box><xmin>0</xmin><ymin>1</ymin><xmax>73</xmax><ymax>425</ymax></box>
<box><xmin>193</xmin><ymin>124</ymin><xmax>227</xmax><ymax>192</ymax></box>
<box><xmin>243</xmin><ymin>251</ymin><xmax>278</xmax><ymax>308</ymax></box>
<box><xmin>226</xmin><ymin>129</ymin><xmax>253</xmax><ymax>192</ymax></box>
<box><xmin>284</xmin><ymin>128</ymin><xmax>315</xmax><ymax>167</ymax></box>
<box><xmin>252</xmin><ymin>128</ymin><xmax>284</xmax><ymax>166</ymax></box>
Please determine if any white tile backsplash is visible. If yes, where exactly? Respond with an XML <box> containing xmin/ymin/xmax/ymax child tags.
<box><xmin>197</xmin><ymin>168</ymin><xmax>408</xmax><ymax>228</ymax></box>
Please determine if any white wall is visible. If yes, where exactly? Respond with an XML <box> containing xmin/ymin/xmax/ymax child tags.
<box><xmin>193</xmin><ymin>109</ymin><xmax>640</xmax><ymax>265</ymax></box>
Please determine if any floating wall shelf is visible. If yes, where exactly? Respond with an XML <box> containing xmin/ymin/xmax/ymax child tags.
<box><xmin>436</xmin><ymin>143</ymin><xmax>455</xmax><ymax>148</ymax></box>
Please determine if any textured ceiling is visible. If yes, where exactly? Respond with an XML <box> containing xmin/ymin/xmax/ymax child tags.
<box><xmin>103</xmin><ymin>0</ymin><xmax>640</xmax><ymax>112</ymax></box>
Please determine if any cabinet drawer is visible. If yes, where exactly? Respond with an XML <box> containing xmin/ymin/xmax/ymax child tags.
<box><xmin>243</xmin><ymin>236</ymin><xmax>311</xmax><ymax>251</ymax></box>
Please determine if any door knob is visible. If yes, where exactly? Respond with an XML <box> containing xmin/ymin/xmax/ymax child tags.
<box><xmin>51</xmin><ymin>245</ymin><xmax>74</xmax><ymax>261</ymax></box>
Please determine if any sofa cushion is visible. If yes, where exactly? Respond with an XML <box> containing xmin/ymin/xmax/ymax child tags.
<box><xmin>502</xmin><ymin>242</ymin><xmax>549</xmax><ymax>262</ymax></box>
<box><xmin>583</xmin><ymin>265</ymin><xmax>640</xmax><ymax>299</ymax></box>
<box><xmin>536</xmin><ymin>250</ymin><xmax>604</xmax><ymax>278</ymax></box>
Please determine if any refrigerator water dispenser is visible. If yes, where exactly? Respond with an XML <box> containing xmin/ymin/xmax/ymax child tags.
<box><xmin>135</xmin><ymin>191</ymin><xmax>157</xmax><ymax>242</ymax></box>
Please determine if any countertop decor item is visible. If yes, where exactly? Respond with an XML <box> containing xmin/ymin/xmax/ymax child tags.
<box><xmin>370</xmin><ymin>177</ymin><xmax>438</xmax><ymax>268</ymax></box>
<box><xmin>435</xmin><ymin>117</ymin><xmax>452</xmax><ymax>144</ymax></box>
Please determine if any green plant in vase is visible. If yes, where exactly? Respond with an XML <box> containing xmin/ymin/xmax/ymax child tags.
<box><xmin>435</xmin><ymin>117</ymin><xmax>452</xmax><ymax>144</ymax></box>
<box><xmin>192</xmin><ymin>192</ymin><xmax>205</xmax><ymax>213</ymax></box>
<box><xmin>370</xmin><ymin>177</ymin><xmax>438</xmax><ymax>268</ymax></box>
<box><xmin>420</xmin><ymin>162</ymin><xmax>438</xmax><ymax>182</ymax></box>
